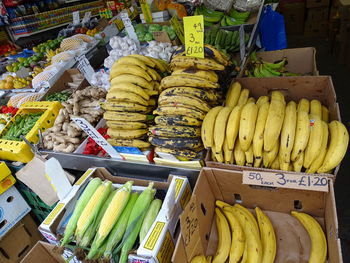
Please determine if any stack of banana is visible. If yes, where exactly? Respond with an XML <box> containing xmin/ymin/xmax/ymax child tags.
<box><xmin>149</xmin><ymin>46</ymin><xmax>229</xmax><ymax>160</ymax></box>
<box><xmin>103</xmin><ymin>55</ymin><xmax>168</xmax><ymax>149</ymax></box>
<box><xmin>191</xmin><ymin>201</ymin><xmax>327</xmax><ymax>263</ymax></box>
<box><xmin>202</xmin><ymin>81</ymin><xmax>349</xmax><ymax>173</ymax></box>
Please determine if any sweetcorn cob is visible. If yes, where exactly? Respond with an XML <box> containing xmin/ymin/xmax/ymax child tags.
<box><xmin>139</xmin><ymin>199</ymin><xmax>162</xmax><ymax>243</ymax></box>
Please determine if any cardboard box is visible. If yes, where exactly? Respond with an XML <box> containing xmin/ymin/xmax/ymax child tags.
<box><xmin>304</xmin><ymin>19</ymin><xmax>329</xmax><ymax>36</ymax></box>
<box><xmin>307</xmin><ymin>0</ymin><xmax>330</xmax><ymax>8</ymax></box>
<box><xmin>39</xmin><ymin>167</ymin><xmax>191</xmax><ymax>263</ymax></box>
<box><xmin>307</xmin><ymin>7</ymin><xmax>330</xmax><ymax>21</ymax></box>
<box><xmin>21</xmin><ymin>241</ymin><xmax>63</xmax><ymax>263</ymax></box>
<box><xmin>0</xmin><ymin>186</ymin><xmax>31</xmax><ymax>239</ymax></box>
<box><xmin>172</xmin><ymin>168</ymin><xmax>342</xmax><ymax>263</ymax></box>
<box><xmin>0</xmin><ymin>214</ymin><xmax>42</xmax><ymax>263</ymax></box>
<box><xmin>205</xmin><ymin>76</ymin><xmax>341</xmax><ymax>177</ymax></box>
<box><xmin>280</xmin><ymin>2</ymin><xmax>306</xmax><ymax>35</ymax></box>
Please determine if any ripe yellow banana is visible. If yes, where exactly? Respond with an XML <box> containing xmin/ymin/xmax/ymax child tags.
<box><xmin>237</xmin><ymin>88</ymin><xmax>249</xmax><ymax>106</ymax></box>
<box><xmin>291</xmin><ymin>110</ymin><xmax>310</xmax><ymax>162</ymax></box>
<box><xmin>103</xmin><ymin>111</ymin><xmax>148</xmax><ymax>122</ymax></box>
<box><xmin>109</xmin><ymin>65</ymin><xmax>152</xmax><ymax>81</ymax></box>
<box><xmin>154</xmin><ymin>106</ymin><xmax>206</xmax><ymax>120</ymax></box>
<box><xmin>293</xmin><ymin>152</ymin><xmax>304</xmax><ymax>172</ymax></box>
<box><xmin>279</xmin><ymin>147</ymin><xmax>290</xmax><ymax>171</ymax></box>
<box><xmin>255</xmin><ymin>207</ymin><xmax>276</xmax><ymax>263</ymax></box>
<box><xmin>101</xmin><ymin>102</ymin><xmax>148</xmax><ymax>112</ymax></box>
<box><xmin>223</xmin><ymin>138</ymin><xmax>233</xmax><ymax>164</ymax></box>
<box><xmin>214</xmin><ymin>107</ymin><xmax>232</xmax><ymax>153</ymax></box>
<box><xmin>149</xmin><ymin>57</ymin><xmax>168</xmax><ymax>73</ymax></box>
<box><xmin>226</xmin><ymin>82</ymin><xmax>241</xmax><ymax>108</ymax></box>
<box><xmin>306</xmin><ymin>121</ymin><xmax>329</xmax><ymax>173</ymax></box>
<box><xmin>106</xmin><ymin>90</ymin><xmax>148</xmax><ymax>106</ymax></box>
<box><xmin>247</xmin><ymin>97</ymin><xmax>256</xmax><ymax>104</ymax></box>
<box><xmin>263</xmin><ymin>139</ymin><xmax>279</xmax><ymax>168</ymax></box>
<box><xmin>234</xmin><ymin>140</ymin><xmax>245</xmax><ymax>166</ymax></box>
<box><xmin>291</xmin><ymin>211</ymin><xmax>327</xmax><ymax>263</ymax></box>
<box><xmin>155</xmin><ymin>115</ymin><xmax>202</xmax><ymax>127</ymax></box>
<box><xmin>271</xmin><ymin>91</ymin><xmax>285</xmax><ymax>103</ymax></box>
<box><xmin>160</xmin><ymin>75</ymin><xmax>219</xmax><ymax>90</ymax></box>
<box><xmin>213</xmin><ymin>150</ymin><xmax>224</xmax><ymax>162</ymax></box>
<box><xmin>222</xmin><ymin>208</ymin><xmax>245</xmax><ymax>263</ymax></box>
<box><xmin>280</xmin><ymin>101</ymin><xmax>297</xmax><ymax>163</ymax></box>
<box><xmin>160</xmin><ymin>87</ymin><xmax>217</xmax><ymax>102</ymax></box>
<box><xmin>112</xmin><ymin>56</ymin><xmax>148</xmax><ymax>70</ymax></box>
<box><xmin>303</xmin><ymin>115</ymin><xmax>323</xmax><ymax>168</ymax></box>
<box><xmin>202</xmin><ymin>106</ymin><xmax>223</xmax><ymax>148</ymax></box>
<box><xmin>256</xmin><ymin>96</ymin><xmax>269</xmax><ymax>108</ymax></box>
<box><xmin>226</xmin><ymin>105</ymin><xmax>243</xmax><ymax>150</ymax></box>
<box><xmin>107</xmin><ymin>128</ymin><xmax>147</xmax><ymax>139</ymax></box>
<box><xmin>146</xmin><ymin>67</ymin><xmax>161</xmax><ymax>81</ymax></box>
<box><xmin>149</xmin><ymin>125</ymin><xmax>201</xmax><ymax>138</ymax></box>
<box><xmin>264</xmin><ymin>99</ymin><xmax>285</xmax><ymax>151</ymax></box>
<box><xmin>127</xmin><ymin>54</ymin><xmax>156</xmax><ymax>68</ymax></box>
<box><xmin>172</xmin><ymin>68</ymin><xmax>218</xmax><ymax>82</ymax></box>
<box><xmin>245</xmin><ymin>145</ymin><xmax>254</xmax><ymax>166</ymax></box>
<box><xmin>171</xmin><ymin>56</ymin><xmax>225</xmax><ymax>71</ymax></box>
<box><xmin>310</xmin><ymin>99</ymin><xmax>322</xmax><ymax>118</ymax></box>
<box><xmin>106</xmin><ymin>121</ymin><xmax>147</xmax><ymax>130</ymax></box>
<box><xmin>109</xmin><ymin>82</ymin><xmax>150</xmax><ymax>100</ymax></box>
<box><xmin>297</xmin><ymin>98</ymin><xmax>310</xmax><ymax>113</ymax></box>
<box><xmin>322</xmin><ymin>105</ymin><xmax>329</xmax><ymax>123</ymax></box>
<box><xmin>190</xmin><ymin>255</ymin><xmax>209</xmax><ymax>263</ymax></box>
<box><xmin>317</xmin><ymin>120</ymin><xmax>349</xmax><ymax>173</ymax></box>
<box><xmin>212</xmin><ymin>208</ymin><xmax>231</xmax><ymax>263</ymax></box>
<box><xmin>270</xmin><ymin>156</ymin><xmax>280</xmax><ymax>170</ymax></box>
<box><xmin>158</xmin><ymin>94</ymin><xmax>210</xmax><ymax>112</ymax></box>
<box><xmin>239</xmin><ymin>102</ymin><xmax>258</xmax><ymax>151</ymax></box>
<box><xmin>253</xmin><ymin>102</ymin><xmax>269</xmax><ymax>167</ymax></box>
<box><xmin>107</xmin><ymin>138</ymin><xmax>150</xmax><ymax>148</ymax></box>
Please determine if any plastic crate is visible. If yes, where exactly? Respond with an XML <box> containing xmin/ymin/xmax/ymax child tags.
<box><xmin>0</xmin><ymin>101</ymin><xmax>62</xmax><ymax>163</ymax></box>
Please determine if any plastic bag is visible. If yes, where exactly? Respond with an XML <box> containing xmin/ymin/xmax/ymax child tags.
<box><xmin>259</xmin><ymin>5</ymin><xmax>287</xmax><ymax>51</ymax></box>
<box><xmin>234</xmin><ymin>0</ymin><xmax>262</xmax><ymax>12</ymax></box>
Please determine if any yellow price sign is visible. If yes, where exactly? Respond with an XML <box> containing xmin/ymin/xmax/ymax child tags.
<box><xmin>140</xmin><ymin>0</ymin><xmax>153</xmax><ymax>23</ymax></box>
<box><xmin>183</xmin><ymin>15</ymin><xmax>204</xmax><ymax>58</ymax></box>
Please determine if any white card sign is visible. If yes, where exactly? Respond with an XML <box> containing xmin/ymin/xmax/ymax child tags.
<box><xmin>120</xmin><ymin>11</ymin><xmax>139</xmax><ymax>46</ymax></box>
<box><xmin>242</xmin><ymin>170</ymin><xmax>329</xmax><ymax>192</ymax></box>
<box><xmin>73</xmin><ymin>11</ymin><xmax>80</xmax><ymax>25</ymax></box>
<box><xmin>71</xmin><ymin>117</ymin><xmax>122</xmax><ymax>159</ymax></box>
<box><xmin>75</xmin><ymin>54</ymin><xmax>94</xmax><ymax>85</ymax></box>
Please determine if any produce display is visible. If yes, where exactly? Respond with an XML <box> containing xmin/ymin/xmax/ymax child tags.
<box><xmin>202</xmin><ymin>82</ymin><xmax>349</xmax><ymax>173</ymax></box>
<box><xmin>60</xmin><ymin>178</ymin><xmax>162</xmax><ymax>262</ymax></box>
<box><xmin>0</xmin><ymin>74</ymin><xmax>32</xmax><ymax>90</ymax></box>
<box><xmin>134</xmin><ymin>23</ymin><xmax>177</xmax><ymax>42</ymax></box>
<box><xmin>45</xmin><ymin>91</ymin><xmax>71</xmax><ymax>102</ymax></box>
<box><xmin>191</xmin><ymin>200</ymin><xmax>327</xmax><ymax>263</ymax></box>
<box><xmin>83</xmin><ymin>128</ymin><xmax>109</xmax><ymax>156</ymax></box>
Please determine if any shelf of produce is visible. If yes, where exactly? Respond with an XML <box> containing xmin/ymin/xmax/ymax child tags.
<box><xmin>40</xmin><ymin>150</ymin><xmax>200</xmax><ymax>187</ymax></box>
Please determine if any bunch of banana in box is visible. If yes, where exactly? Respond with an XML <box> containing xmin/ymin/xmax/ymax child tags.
<box><xmin>202</xmin><ymin>81</ymin><xmax>349</xmax><ymax>173</ymax></box>
<box><xmin>149</xmin><ymin>45</ymin><xmax>230</xmax><ymax>160</ymax></box>
<box><xmin>191</xmin><ymin>201</ymin><xmax>327</xmax><ymax>263</ymax></box>
<box><xmin>103</xmin><ymin>55</ymin><xmax>169</xmax><ymax>149</ymax></box>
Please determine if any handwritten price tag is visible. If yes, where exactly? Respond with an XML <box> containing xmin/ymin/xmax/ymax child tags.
<box><xmin>182</xmin><ymin>200</ymin><xmax>198</xmax><ymax>247</ymax></box>
<box><xmin>75</xmin><ymin>54</ymin><xmax>94</xmax><ymax>85</ymax></box>
<box><xmin>170</xmin><ymin>15</ymin><xmax>184</xmax><ymax>44</ymax></box>
<box><xmin>243</xmin><ymin>171</ymin><xmax>329</xmax><ymax>192</ymax></box>
<box><xmin>183</xmin><ymin>15</ymin><xmax>204</xmax><ymax>58</ymax></box>
<box><xmin>139</xmin><ymin>0</ymin><xmax>152</xmax><ymax>23</ymax></box>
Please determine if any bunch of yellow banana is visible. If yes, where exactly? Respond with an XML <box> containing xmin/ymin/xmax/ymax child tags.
<box><xmin>150</xmin><ymin>46</ymin><xmax>228</xmax><ymax>160</ymax></box>
<box><xmin>202</xmin><ymin>81</ymin><xmax>349</xmax><ymax>173</ymax></box>
<box><xmin>104</xmin><ymin>55</ymin><xmax>169</xmax><ymax>149</ymax></box>
<box><xmin>191</xmin><ymin>201</ymin><xmax>327</xmax><ymax>263</ymax></box>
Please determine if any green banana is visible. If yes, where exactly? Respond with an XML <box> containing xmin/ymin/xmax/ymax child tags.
<box><xmin>210</xmin><ymin>25</ymin><xmax>220</xmax><ymax>45</ymax></box>
<box><xmin>220</xmin><ymin>17</ymin><xmax>228</xmax><ymax>27</ymax></box>
<box><xmin>262</xmin><ymin>63</ymin><xmax>281</xmax><ymax>76</ymax></box>
<box><xmin>229</xmin><ymin>9</ymin><xmax>250</xmax><ymax>21</ymax></box>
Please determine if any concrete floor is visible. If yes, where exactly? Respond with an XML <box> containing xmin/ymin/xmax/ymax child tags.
<box><xmin>288</xmin><ymin>36</ymin><xmax>350</xmax><ymax>261</ymax></box>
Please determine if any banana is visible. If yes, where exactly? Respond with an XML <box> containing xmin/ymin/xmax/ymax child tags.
<box><xmin>280</xmin><ymin>101</ymin><xmax>297</xmax><ymax>163</ymax></box>
<box><xmin>110</xmin><ymin>74</ymin><xmax>154</xmax><ymax>90</ymax></box>
<box><xmin>155</xmin><ymin>147</ymin><xmax>198</xmax><ymax>159</ymax></box>
<box><xmin>263</xmin><ymin>139</ymin><xmax>279</xmax><ymax>168</ymax></box>
<box><xmin>306</xmin><ymin>121</ymin><xmax>329</xmax><ymax>173</ymax></box>
<box><xmin>263</xmin><ymin>99</ymin><xmax>285</xmax><ymax>151</ymax></box>
<box><xmin>297</xmin><ymin>98</ymin><xmax>310</xmax><ymax>113</ymax></box>
<box><xmin>234</xmin><ymin>204</ymin><xmax>259</xmax><ymax>236</ymax></box>
<box><xmin>317</xmin><ymin>120</ymin><xmax>349</xmax><ymax>173</ymax></box>
<box><xmin>212</xmin><ymin>208</ymin><xmax>231</xmax><ymax>263</ymax></box>
<box><xmin>226</xmin><ymin>82</ymin><xmax>241</xmax><ymax>108</ymax></box>
<box><xmin>170</xmin><ymin>56</ymin><xmax>225</xmax><ymax>71</ymax></box>
<box><xmin>270</xmin><ymin>91</ymin><xmax>285</xmax><ymax>103</ymax></box>
<box><xmin>234</xmin><ymin>139</ymin><xmax>245</xmax><ymax>166</ymax></box>
<box><xmin>279</xmin><ymin>147</ymin><xmax>290</xmax><ymax>171</ymax></box>
<box><xmin>231</xmin><ymin>206</ymin><xmax>262</xmax><ymax>263</ymax></box>
<box><xmin>204</xmin><ymin>44</ymin><xmax>230</xmax><ymax>66</ymax></box>
<box><xmin>103</xmin><ymin>111</ymin><xmax>148</xmax><ymax>122</ymax></box>
<box><xmin>155</xmin><ymin>115</ymin><xmax>202</xmax><ymax>127</ymax></box>
<box><xmin>226</xmin><ymin>105</ymin><xmax>243</xmax><ymax>150</ymax></box>
<box><xmin>146</xmin><ymin>67</ymin><xmax>162</xmax><ymax>81</ymax></box>
<box><xmin>107</xmin><ymin>138</ymin><xmax>150</xmax><ymax>148</ymax></box>
<box><xmin>270</xmin><ymin>156</ymin><xmax>280</xmax><ymax>170</ymax></box>
<box><xmin>214</xmin><ymin>107</ymin><xmax>232</xmax><ymax>153</ymax></box>
<box><xmin>106</xmin><ymin>121</ymin><xmax>147</xmax><ymax>130</ymax></box>
<box><xmin>247</xmin><ymin>97</ymin><xmax>256</xmax><ymax>104</ymax></box>
<box><xmin>152</xmin><ymin>81</ymin><xmax>160</xmax><ymax>91</ymax></box>
<box><xmin>101</xmin><ymin>102</ymin><xmax>148</xmax><ymax>112</ymax></box>
<box><xmin>190</xmin><ymin>255</ymin><xmax>209</xmax><ymax>263</ymax></box>
<box><xmin>237</xmin><ymin>88</ymin><xmax>249</xmax><ymax>106</ymax></box>
<box><xmin>291</xmin><ymin>110</ymin><xmax>310</xmax><ymax>162</ymax></box>
<box><xmin>222</xmin><ymin>208</ymin><xmax>245</xmax><ymax>263</ymax></box>
<box><xmin>159</xmin><ymin>94</ymin><xmax>210</xmax><ymax>112</ymax></box>
<box><xmin>153</xmin><ymin>106</ymin><xmax>206</xmax><ymax>120</ymax></box>
<box><xmin>128</xmin><ymin>54</ymin><xmax>156</xmax><ymax>68</ymax></box>
<box><xmin>149</xmin><ymin>98</ymin><xmax>156</xmax><ymax>106</ymax></box>
<box><xmin>112</xmin><ymin>56</ymin><xmax>148</xmax><ymax>70</ymax></box>
<box><xmin>255</xmin><ymin>207</ymin><xmax>276</xmax><ymax>263</ymax></box>
<box><xmin>160</xmin><ymin>87</ymin><xmax>217</xmax><ymax>102</ymax></box>
<box><xmin>293</xmin><ymin>152</ymin><xmax>304</xmax><ymax>172</ymax></box>
<box><xmin>310</xmin><ymin>99</ymin><xmax>322</xmax><ymax>118</ymax></box>
<box><xmin>109</xmin><ymin>82</ymin><xmax>150</xmax><ymax>100</ymax></box>
<box><xmin>149</xmin><ymin>125</ymin><xmax>201</xmax><ymax>138</ymax></box>
<box><xmin>147</xmin><ymin>89</ymin><xmax>158</xmax><ymax>96</ymax></box>
<box><xmin>160</xmin><ymin>75</ymin><xmax>219</xmax><ymax>90</ymax></box>
<box><xmin>256</xmin><ymin>96</ymin><xmax>269</xmax><ymax>108</ymax></box>
<box><xmin>149</xmin><ymin>136</ymin><xmax>202</xmax><ymax>149</ymax></box>
<box><xmin>108</xmin><ymin>128</ymin><xmax>147</xmax><ymax>139</ymax></box>
<box><xmin>172</xmin><ymin>68</ymin><xmax>218</xmax><ymax>82</ymax></box>
<box><xmin>245</xmin><ymin>145</ymin><xmax>254</xmax><ymax>166</ymax></box>
<box><xmin>106</xmin><ymin>90</ymin><xmax>148</xmax><ymax>106</ymax></box>
<box><xmin>291</xmin><ymin>211</ymin><xmax>327</xmax><ymax>263</ymax></box>
<box><xmin>239</xmin><ymin>102</ymin><xmax>258</xmax><ymax>151</ymax></box>
<box><xmin>149</xmin><ymin>57</ymin><xmax>168</xmax><ymax>73</ymax></box>
<box><xmin>322</xmin><ymin>105</ymin><xmax>329</xmax><ymax>123</ymax></box>
<box><xmin>223</xmin><ymin>138</ymin><xmax>233</xmax><ymax>164</ymax></box>
<box><xmin>109</xmin><ymin>65</ymin><xmax>152</xmax><ymax>81</ymax></box>
<box><xmin>214</xmin><ymin>150</ymin><xmax>224</xmax><ymax>162</ymax></box>
<box><xmin>253</xmin><ymin>102</ymin><xmax>269</xmax><ymax>167</ymax></box>
<box><xmin>215</xmin><ymin>200</ymin><xmax>231</xmax><ymax>209</ymax></box>
<box><xmin>303</xmin><ymin>115</ymin><xmax>323</xmax><ymax>168</ymax></box>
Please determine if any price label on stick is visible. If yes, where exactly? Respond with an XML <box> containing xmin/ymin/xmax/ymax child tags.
<box><xmin>242</xmin><ymin>170</ymin><xmax>329</xmax><ymax>192</ymax></box>
<box><xmin>120</xmin><ymin>12</ymin><xmax>139</xmax><ymax>46</ymax></box>
<box><xmin>75</xmin><ymin>54</ymin><xmax>94</xmax><ymax>85</ymax></box>
<box><xmin>183</xmin><ymin>15</ymin><xmax>204</xmax><ymax>58</ymax></box>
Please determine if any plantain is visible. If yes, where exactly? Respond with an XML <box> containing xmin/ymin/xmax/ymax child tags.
<box><xmin>149</xmin><ymin>125</ymin><xmax>201</xmax><ymax>138</ymax></box>
<box><xmin>170</xmin><ymin>56</ymin><xmax>225</xmax><ymax>71</ymax></box>
<box><xmin>107</xmin><ymin>129</ymin><xmax>148</xmax><ymax>139</ymax></box>
<box><xmin>107</xmin><ymin>138</ymin><xmax>150</xmax><ymax>148</ymax></box>
<box><xmin>155</xmin><ymin>115</ymin><xmax>202</xmax><ymax>127</ymax></box>
<box><xmin>153</xmin><ymin>106</ymin><xmax>206</xmax><ymax>120</ymax></box>
<box><xmin>160</xmin><ymin>75</ymin><xmax>219</xmax><ymax>90</ymax></box>
<box><xmin>158</xmin><ymin>94</ymin><xmax>210</xmax><ymax>112</ymax></box>
<box><xmin>160</xmin><ymin>87</ymin><xmax>217</xmax><ymax>102</ymax></box>
<box><xmin>103</xmin><ymin>111</ymin><xmax>149</xmax><ymax>122</ymax></box>
<box><xmin>106</xmin><ymin>121</ymin><xmax>147</xmax><ymax>130</ymax></box>
<box><xmin>106</xmin><ymin>90</ymin><xmax>148</xmax><ymax>106</ymax></box>
<box><xmin>155</xmin><ymin>147</ymin><xmax>199</xmax><ymax>159</ymax></box>
<box><xmin>171</xmin><ymin>67</ymin><xmax>218</xmax><ymax>82</ymax></box>
<box><xmin>101</xmin><ymin>102</ymin><xmax>148</xmax><ymax>112</ymax></box>
<box><xmin>149</xmin><ymin>136</ymin><xmax>202</xmax><ymax>149</ymax></box>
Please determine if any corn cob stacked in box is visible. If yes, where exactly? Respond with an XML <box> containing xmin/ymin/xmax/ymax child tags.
<box><xmin>60</xmin><ymin>178</ymin><xmax>162</xmax><ymax>262</ymax></box>
<box><xmin>149</xmin><ymin>45</ymin><xmax>230</xmax><ymax>161</ymax></box>
<box><xmin>102</xmin><ymin>55</ymin><xmax>169</xmax><ymax>149</ymax></box>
